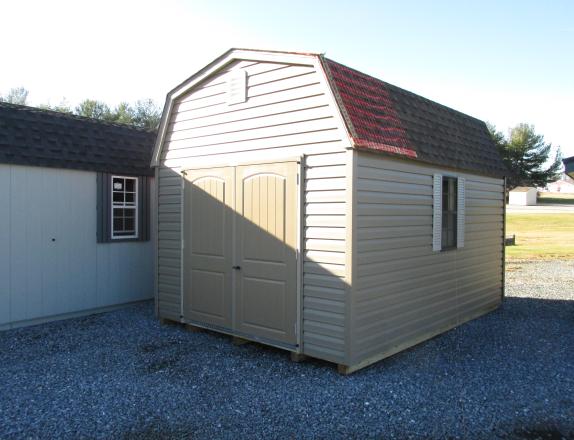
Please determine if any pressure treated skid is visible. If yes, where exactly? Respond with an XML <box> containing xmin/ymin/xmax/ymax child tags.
<box><xmin>152</xmin><ymin>49</ymin><xmax>506</xmax><ymax>373</ymax></box>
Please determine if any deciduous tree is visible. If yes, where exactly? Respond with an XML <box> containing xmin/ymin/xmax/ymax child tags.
<box><xmin>0</xmin><ymin>87</ymin><xmax>29</xmax><ymax>105</ymax></box>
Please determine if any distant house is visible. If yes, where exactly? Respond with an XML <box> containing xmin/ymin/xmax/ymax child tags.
<box><xmin>509</xmin><ymin>187</ymin><xmax>537</xmax><ymax>205</ymax></box>
<box><xmin>545</xmin><ymin>174</ymin><xmax>574</xmax><ymax>194</ymax></box>
<box><xmin>0</xmin><ymin>102</ymin><xmax>156</xmax><ymax>330</ymax></box>
<box><xmin>564</xmin><ymin>156</ymin><xmax>574</xmax><ymax>180</ymax></box>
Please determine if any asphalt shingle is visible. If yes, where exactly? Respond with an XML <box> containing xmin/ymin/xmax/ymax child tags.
<box><xmin>323</xmin><ymin>58</ymin><xmax>508</xmax><ymax>177</ymax></box>
<box><xmin>0</xmin><ymin>102</ymin><xmax>156</xmax><ymax>176</ymax></box>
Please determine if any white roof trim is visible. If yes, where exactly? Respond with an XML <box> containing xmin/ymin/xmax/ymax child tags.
<box><xmin>150</xmin><ymin>49</ymin><xmax>323</xmax><ymax>167</ymax></box>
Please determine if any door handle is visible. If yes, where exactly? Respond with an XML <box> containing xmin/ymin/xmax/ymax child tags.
<box><xmin>232</xmin><ymin>265</ymin><xmax>241</xmax><ymax>270</ymax></box>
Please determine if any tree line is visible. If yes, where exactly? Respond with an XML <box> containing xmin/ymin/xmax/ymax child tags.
<box><xmin>0</xmin><ymin>86</ymin><xmax>161</xmax><ymax>131</ymax></box>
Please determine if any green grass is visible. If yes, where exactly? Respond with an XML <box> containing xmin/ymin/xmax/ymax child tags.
<box><xmin>537</xmin><ymin>192</ymin><xmax>574</xmax><ymax>205</ymax></box>
<box><xmin>506</xmin><ymin>213</ymin><xmax>574</xmax><ymax>260</ymax></box>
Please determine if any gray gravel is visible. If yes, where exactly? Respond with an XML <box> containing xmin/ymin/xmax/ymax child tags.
<box><xmin>1</xmin><ymin>260</ymin><xmax>573</xmax><ymax>439</ymax></box>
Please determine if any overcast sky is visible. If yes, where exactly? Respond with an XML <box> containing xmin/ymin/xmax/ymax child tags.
<box><xmin>1</xmin><ymin>0</ymin><xmax>572</xmax><ymax>157</ymax></box>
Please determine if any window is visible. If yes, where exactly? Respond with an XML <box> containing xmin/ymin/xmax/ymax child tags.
<box><xmin>433</xmin><ymin>174</ymin><xmax>465</xmax><ymax>252</ymax></box>
<box><xmin>111</xmin><ymin>176</ymin><xmax>138</xmax><ymax>239</ymax></box>
<box><xmin>441</xmin><ymin>176</ymin><xmax>457</xmax><ymax>249</ymax></box>
<box><xmin>97</xmin><ymin>173</ymin><xmax>150</xmax><ymax>243</ymax></box>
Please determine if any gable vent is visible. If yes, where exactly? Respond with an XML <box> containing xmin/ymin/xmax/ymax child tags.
<box><xmin>227</xmin><ymin>70</ymin><xmax>247</xmax><ymax>105</ymax></box>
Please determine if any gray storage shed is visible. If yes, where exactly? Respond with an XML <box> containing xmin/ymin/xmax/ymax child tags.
<box><xmin>0</xmin><ymin>103</ymin><xmax>156</xmax><ymax>330</ymax></box>
<box><xmin>152</xmin><ymin>49</ymin><xmax>507</xmax><ymax>373</ymax></box>
<box><xmin>564</xmin><ymin>156</ymin><xmax>574</xmax><ymax>179</ymax></box>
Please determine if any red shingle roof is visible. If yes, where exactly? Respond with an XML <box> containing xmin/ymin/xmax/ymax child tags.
<box><xmin>322</xmin><ymin>58</ymin><xmax>507</xmax><ymax>177</ymax></box>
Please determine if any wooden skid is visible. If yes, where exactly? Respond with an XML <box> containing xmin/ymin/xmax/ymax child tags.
<box><xmin>290</xmin><ymin>352</ymin><xmax>307</xmax><ymax>363</ymax></box>
<box><xmin>185</xmin><ymin>324</ymin><xmax>205</xmax><ymax>333</ymax></box>
<box><xmin>159</xmin><ymin>317</ymin><xmax>181</xmax><ymax>326</ymax></box>
<box><xmin>232</xmin><ymin>336</ymin><xmax>250</xmax><ymax>346</ymax></box>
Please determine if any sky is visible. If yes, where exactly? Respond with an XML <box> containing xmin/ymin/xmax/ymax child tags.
<box><xmin>1</xmin><ymin>0</ymin><xmax>573</xmax><ymax>157</ymax></box>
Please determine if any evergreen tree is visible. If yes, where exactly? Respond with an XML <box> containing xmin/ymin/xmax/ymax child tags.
<box><xmin>75</xmin><ymin>99</ymin><xmax>113</xmax><ymax>121</ymax></box>
<box><xmin>131</xmin><ymin>99</ymin><xmax>161</xmax><ymax>130</ymax></box>
<box><xmin>488</xmin><ymin>123</ymin><xmax>562</xmax><ymax>190</ymax></box>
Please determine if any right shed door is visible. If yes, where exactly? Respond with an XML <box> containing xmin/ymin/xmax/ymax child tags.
<box><xmin>234</xmin><ymin>163</ymin><xmax>298</xmax><ymax>346</ymax></box>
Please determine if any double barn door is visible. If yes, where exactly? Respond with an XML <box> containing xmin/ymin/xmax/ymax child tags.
<box><xmin>182</xmin><ymin>162</ymin><xmax>298</xmax><ymax>347</ymax></box>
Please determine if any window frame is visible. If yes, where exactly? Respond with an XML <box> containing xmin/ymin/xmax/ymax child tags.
<box><xmin>441</xmin><ymin>176</ymin><xmax>458</xmax><ymax>251</ymax></box>
<box><xmin>110</xmin><ymin>175</ymin><xmax>139</xmax><ymax>240</ymax></box>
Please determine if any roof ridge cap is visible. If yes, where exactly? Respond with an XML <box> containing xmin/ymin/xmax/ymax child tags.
<box><xmin>0</xmin><ymin>101</ymin><xmax>157</xmax><ymax>134</ymax></box>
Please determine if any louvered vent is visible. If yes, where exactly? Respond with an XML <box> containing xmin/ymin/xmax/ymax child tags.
<box><xmin>228</xmin><ymin>70</ymin><xmax>247</xmax><ymax>105</ymax></box>
<box><xmin>432</xmin><ymin>174</ymin><xmax>442</xmax><ymax>252</ymax></box>
<box><xmin>457</xmin><ymin>177</ymin><xmax>465</xmax><ymax>248</ymax></box>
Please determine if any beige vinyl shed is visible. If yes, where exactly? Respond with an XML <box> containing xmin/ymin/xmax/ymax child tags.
<box><xmin>151</xmin><ymin>49</ymin><xmax>508</xmax><ymax>373</ymax></box>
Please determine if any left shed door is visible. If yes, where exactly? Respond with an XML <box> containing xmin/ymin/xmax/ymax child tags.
<box><xmin>183</xmin><ymin>167</ymin><xmax>234</xmax><ymax>330</ymax></box>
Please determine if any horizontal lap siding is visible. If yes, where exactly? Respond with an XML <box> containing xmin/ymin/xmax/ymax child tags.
<box><xmin>352</xmin><ymin>153</ymin><xmax>504</xmax><ymax>364</ymax></box>
<box><xmin>157</xmin><ymin>60</ymin><xmax>350</xmax><ymax>362</ymax></box>
<box><xmin>157</xmin><ymin>166</ymin><xmax>182</xmax><ymax>321</ymax></box>
<box><xmin>303</xmin><ymin>152</ymin><xmax>347</xmax><ymax>363</ymax></box>
<box><xmin>160</xmin><ymin>60</ymin><xmax>348</xmax><ymax>167</ymax></box>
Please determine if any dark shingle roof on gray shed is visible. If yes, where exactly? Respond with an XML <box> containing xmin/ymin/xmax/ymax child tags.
<box><xmin>322</xmin><ymin>58</ymin><xmax>508</xmax><ymax>177</ymax></box>
<box><xmin>0</xmin><ymin>102</ymin><xmax>156</xmax><ymax>176</ymax></box>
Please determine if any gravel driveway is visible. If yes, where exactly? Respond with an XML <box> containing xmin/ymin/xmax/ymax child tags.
<box><xmin>1</xmin><ymin>260</ymin><xmax>573</xmax><ymax>439</ymax></box>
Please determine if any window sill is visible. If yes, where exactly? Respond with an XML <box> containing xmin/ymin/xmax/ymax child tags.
<box><xmin>106</xmin><ymin>237</ymin><xmax>148</xmax><ymax>243</ymax></box>
<box><xmin>441</xmin><ymin>246</ymin><xmax>457</xmax><ymax>252</ymax></box>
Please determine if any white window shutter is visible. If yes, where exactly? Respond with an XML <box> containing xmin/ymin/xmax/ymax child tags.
<box><xmin>457</xmin><ymin>177</ymin><xmax>466</xmax><ymax>248</ymax></box>
<box><xmin>433</xmin><ymin>174</ymin><xmax>442</xmax><ymax>252</ymax></box>
<box><xmin>227</xmin><ymin>70</ymin><xmax>247</xmax><ymax>105</ymax></box>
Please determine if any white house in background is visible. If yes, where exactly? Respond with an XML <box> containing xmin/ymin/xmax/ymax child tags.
<box><xmin>0</xmin><ymin>103</ymin><xmax>157</xmax><ymax>330</ymax></box>
<box><xmin>545</xmin><ymin>175</ymin><xmax>574</xmax><ymax>194</ymax></box>
<box><xmin>509</xmin><ymin>187</ymin><xmax>537</xmax><ymax>205</ymax></box>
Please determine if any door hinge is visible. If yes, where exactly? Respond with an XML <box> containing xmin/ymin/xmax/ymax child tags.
<box><xmin>297</xmin><ymin>173</ymin><xmax>299</xmax><ymax>185</ymax></box>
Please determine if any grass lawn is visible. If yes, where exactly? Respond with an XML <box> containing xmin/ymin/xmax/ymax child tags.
<box><xmin>506</xmin><ymin>213</ymin><xmax>574</xmax><ymax>260</ymax></box>
<box><xmin>537</xmin><ymin>192</ymin><xmax>574</xmax><ymax>205</ymax></box>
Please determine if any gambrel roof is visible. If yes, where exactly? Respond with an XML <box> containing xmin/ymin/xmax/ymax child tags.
<box><xmin>322</xmin><ymin>58</ymin><xmax>507</xmax><ymax>177</ymax></box>
<box><xmin>153</xmin><ymin>49</ymin><xmax>507</xmax><ymax>177</ymax></box>
<box><xmin>0</xmin><ymin>102</ymin><xmax>156</xmax><ymax>176</ymax></box>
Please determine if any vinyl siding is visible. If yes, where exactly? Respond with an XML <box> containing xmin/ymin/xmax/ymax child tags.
<box><xmin>0</xmin><ymin>164</ymin><xmax>155</xmax><ymax>330</ymax></box>
<box><xmin>352</xmin><ymin>153</ymin><xmax>504</xmax><ymax>364</ymax></box>
<box><xmin>160</xmin><ymin>60</ymin><xmax>349</xmax><ymax>167</ymax></box>
<box><xmin>156</xmin><ymin>60</ymin><xmax>351</xmax><ymax>362</ymax></box>
<box><xmin>156</xmin><ymin>166</ymin><xmax>183</xmax><ymax>321</ymax></box>
<box><xmin>303</xmin><ymin>152</ymin><xmax>348</xmax><ymax>363</ymax></box>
